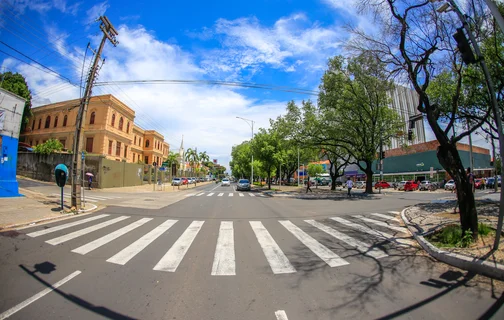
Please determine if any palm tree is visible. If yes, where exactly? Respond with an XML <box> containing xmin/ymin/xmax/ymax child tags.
<box><xmin>166</xmin><ymin>151</ymin><xmax>179</xmax><ymax>177</ymax></box>
<box><xmin>185</xmin><ymin>148</ymin><xmax>199</xmax><ymax>177</ymax></box>
<box><xmin>198</xmin><ymin>151</ymin><xmax>210</xmax><ymax>180</ymax></box>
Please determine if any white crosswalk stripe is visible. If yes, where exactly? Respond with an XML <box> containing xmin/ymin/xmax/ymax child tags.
<box><xmin>154</xmin><ymin>221</ymin><xmax>204</xmax><ymax>272</ymax></box>
<box><xmin>229</xmin><ymin>193</ymin><xmax>233</xmax><ymax>197</ymax></box>
<box><xmin>353</xmin><ymin>215</ymin><xmax>408</xmax><ymax>233</ymax></box>
<box><xmin>108</xmin><ymin>219</ymin><xmax>178</xmax><ymax>265</ymax></box>
<box><xmin>250</xmin><ymin>221</ymin><xmax>296</xmax><ymax>274</ymax></box>
<box><xmin>279</xmin><ymin>220</ymin><xmax>349</xmax><ymax>267</ymax></box>
<box><xmin>55</xmin><ymin>193</ymin><xmax>121</xmax><ymax>202</ymax></box>
<box><xmin>304</xmin><ymin>220</ymin><xmax>388</xmax><ymax>259</ymax></box>
<box><xmin>46</xmin><ymin>216</ymin><xmax>130</xmax><ymax>245</ymax></box>
<box><xmin>249</xmin><ymin>193</ymin><xmax>255</xmax><ymax>197</ymax></box>
<box><xmin>212</xmin><ymin>221</ymin><xmax>236</xmax><ymax>276</ymax></box>
<box><xmin>27</xmin><ymin>214</ymin><xmax>110</xmax><ymax>238</ymax></box>
<box><xmin>218</xmin><ymin>193</ymin><xmax>224</xmax><ymax>197</ymax></box>
<box><xmin>196</xmin><ymin>193</ymin><xmax>205</xmax><ymax>196</ymax></box>
<box><xmin>72</xmin><ymin>218</ymin><xmax>152</xmax><ymax>255</ymax></box>
<box><xmin>239</xmin><ymin>193</ymin><xmax>244</xmax><ymax>197</ymax></box>
<box><xmin>331</xmin><ymin>217</ymin><xmax>415</xmax><ymax>247</ymax></box>
<box><xmin>207</xmin><ymin>193</ymin><xmax>215</xmax><ymax>197</ymax></box>
<box><xmin>371</xmin><ymin>213</ymin><xmax>400</xmax><ymax>222</ymax></box>
<box><xmin>388</xmin><ymin>211</ymin><xmax>400</xmax><ymax>214</ymax></box>
<box><xmin>185</xmin><ymin>193</ymin><xmax>196</xmax><ymax>197</ymax></box>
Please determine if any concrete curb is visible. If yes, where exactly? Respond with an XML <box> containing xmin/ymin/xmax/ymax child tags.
<box><xmin>400</xmin><ymin>207</ymin><xmax>504</xmax><ymax>281</ymax></box>
<box><xmin>262</xmin><ymin>192</ymin><xmax>384</xmax><ymax>199</ymax></box>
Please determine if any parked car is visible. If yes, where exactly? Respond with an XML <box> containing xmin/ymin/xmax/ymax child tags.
<box><xmin>444</xmin><ymin>179</ymin><xmax>455</xmax><ymax>190</ymax></box>
<box><xmin>355</xmin><ymin>181</ymin><xmax>366</xmax><ymax>189</ymax></box>
<box><xmin>236</xmin><ymin>179</ymin><xmax>251</xmax><ymax>191</ymax></box>
<box><xmin>404</xmin><ymin>180</ymin><xmax>419</xmax><ymax>191</ymax></box>
<box><xmin>171</xmin><ymin>177</ymin><xmax>182</xmax><ymax>186</ymax></box>
<box><xmin>419</xmin><ymin>180</ymin><xmax>433</xmax><ymax>191</ymax></box>
<box><xmin>374</xmin><ymin>181</ymin><xmax>391</xmax><ymax>189</ymax></box>
<box><xmin>181</xmin><ymin>177</ymin><xmax>189</xmax><ymax>185</ymax></box>
<box><xmin>221</xmin><ymin>178</ymin><xmax>231</xmax><ymax>186</ymax></box>
<box><xmin>474</xmin><ymin>179</ymin><xmax>485</xmax><ymax>190</ymax></box>
<box><xmin>396</xmin><ymin>181</ymin><xmax>407</xmax><ymax>191</ymax></box>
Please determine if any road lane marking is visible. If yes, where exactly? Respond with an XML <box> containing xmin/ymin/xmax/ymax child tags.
<box><xmin>207</xmin><ymin>193</ymin><xmax>215</xmax><ymax>197</ymax></box>
<box><xmin>27</xmin><ymin>214</ymin><xmax>110</xmax><ymax>238</ymax></box>
<box><xmin>304</xmin><ymin>220</ymin><xmax>388</xmax><ymax>259</ymax></box>
<box><xmin>154</xmin><ymin>221</ymin><xmax>205</xmax><ymax>272</ymax></box>
<box><xmin>275</xmin><ymin>310</ymin><xmax>289</xmax><ymax>320</ymax></box>
<box><xmin>196</xmin><ymin>193</ymin><xmax>205</xmax><ymax>196</ymax></box>
<box><xmin>46</xmin><ymin>216</ymin><xmax>130</xmax><ymax>245</ymax></box>
<box><xmin>250</xmin><ymin>221</ymin><xmax>295</xmax><ymax>274</ymax></box>
<box><xmin>371</xmin><ymin>213</ymin><xmax>400</xmax><ymax>222</ymax></box>
<box><xmin>279</xmin><ymin>220</ymin><xmax>348</xmax><ymax>267</ymax></box>
<box><xmin>185</xmin><ymin>193</ymin><xmax>196</xmax><ymax>197</ymax></box>
<box><xmin>229</xmin><ymin>193</ymin><xmax>233</xmax><ymax>197</ymax></box>
<box><xmin>239</xmin><ymin>193</ymin><xmax>244</xmax><ymax>197</ymax></box>
<box><xmin>218</xmin><ymin>193</ymin><xmax>224</xmax><ymax>197</ymax></box>
<box><xmin>72</xmin><ymin>218</ymin><xmax>152</xmax><ymax>255</ymax></box>
<box><xmin>388</xmin><ymin>211</ymin><xmax>400</xmax><ymax>214</ymax></box>
<box><xmin>107</xmin><ymin>219</ymin><xmax>178</xmax><ymax>265</ymax></box>
<box><xmin>0</xmin><ymin>270</ymin><xmax>81</xmax><ymax>320</ymax></box>
<box><xmin>331</xmin><ymin>217</ymin><xmax>415</xmax><ymax>246</ymax></box>
<box><xmin>211</xmin><ymin>221</ymin><xmax>235</xmax><ymax>275</ymax></box>
<box><xmin>353</xmin><ymin>215</ymin><xmax>408</xmax><ymax>233</ymax></box>
<box><xmin>249</xmin><ymin>193</ymin><xmax>255</xmax><ymax>197</ymax></box>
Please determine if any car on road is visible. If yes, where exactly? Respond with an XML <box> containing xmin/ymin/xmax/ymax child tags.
<box><xmin>236</xmin><ymin>179</ymin><xmax>251</xmax><ymax>191</ymax></box>
<box><xmin>444</xmin><ymin>179</ymin><xmax>455</xmax><ymax>190</ymax></box>
<box><xmin>474</xmin><ymin>179</ymin><xmax>484</xmax><ymax>190</ymax></box>
<box><xmin>171</xmin><ymin>177</ymin><xmax>182</xmax><ymax>186</ymax></box>
<box><xmin>221</xmin><ymin>178</ymin><xmax>231</xmax><ymax>186</ymax></box>
<box><xmin>374</xmin><ymin>181</ymin><xmax>391</xmax><ymax>189</ymax></box>
<box><xmin>404</xmin><ymin>180</ymin><xmax>419</xmax><ymax>191</ymax></box>
<box><xmin>180</xmin><ymin>177</ymin><xmax>188</xmax><ymax>185</ymax></box>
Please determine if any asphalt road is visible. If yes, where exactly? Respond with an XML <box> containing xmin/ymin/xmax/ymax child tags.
<box><xmin>1</xmin><ymin>183</ymin><xmax>503</xmax><ymax>319</ymax></box>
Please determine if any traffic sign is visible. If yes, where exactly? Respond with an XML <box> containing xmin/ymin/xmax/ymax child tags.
<box><xmin>81</xmin><ymin>151</ymin><xmax>85</xmax><ymax>161</ymax></box>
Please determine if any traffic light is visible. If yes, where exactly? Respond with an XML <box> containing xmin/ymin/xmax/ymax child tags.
<box><xmin>408</xmin><ymin>129</ymin><xmax>413</xmax><ymax>141</ymax></box>
<box><xmin>453</xmin><ymin>28</ymin><xmax>476</xmax><ymax>64</ymax></box>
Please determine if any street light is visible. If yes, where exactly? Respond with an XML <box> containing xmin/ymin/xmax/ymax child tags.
<box><xmin>236</xmin><ymin>116</ymin><xmax>255</xmax><ymax>183</ymax></box>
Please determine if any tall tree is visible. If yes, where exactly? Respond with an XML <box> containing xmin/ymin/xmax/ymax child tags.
<box><xmin>185</xmin><ymin>148</ymin><xmax>199</xmax><ymax>176</ymax></box>
<box><xmin>0</xmin><ymin>72</ymin><xmax>32</xmax><ymax>132</ymax></box>
<box><xmin>251</xmin><ymin>128</ymin><xmax>281</xmax><ymax>190</ymax></box>
<box><xmin>348</xmin><ymin>0</ymin><xmax>497</xmax><ymax>238</ymax></box>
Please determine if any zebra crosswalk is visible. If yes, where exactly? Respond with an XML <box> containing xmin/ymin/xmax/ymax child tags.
<box><xmin>185</xmin><ymin>192</ymin><xmax>263</xmax><ymax>198</ymax></box>
<box><xmin>25</xmin><ymin>211</ymin><xmax>413</xmax><ymax>276</ymax></box>
<box><xmin>51</xmin><ymin>193</ymin><xmax>123</xmax><ymax>203</ymax></box>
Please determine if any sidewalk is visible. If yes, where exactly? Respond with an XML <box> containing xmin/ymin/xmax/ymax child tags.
<box><xmin>92</xmin><ymin>181</ymin><xmax>214</xmax><ymax>193</ymax></box>
<box><xmin>254</xmin><ymin>185</ymin><xmax>383</xmax><ymax>198</ymax></box>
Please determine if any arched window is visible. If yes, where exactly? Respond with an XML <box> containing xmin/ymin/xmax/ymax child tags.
<box><xmin>44</xmin><ymin>116</ymin><xmax>51</xmax><ymax>128</ymax></box>
<box><xmin>111</xmin><ymin>114</ymin><xmax>116</xmax><ymax>127</ymax></box>
<box><xmin>126</xmin><ymin>121</ymin><xmax>130</xmax><ymax>133</ymax></box>
<box><xmin>119</xmin><ymin>117</ymin><xmax>124</xmax><ymax>130</ymax></box>
<box><xmin>90</xmin><ymin>112</ymin><xmax>96</xmax><ymax>125</ymax></box>
<box><xmin>54</xmin><ymin>116</ymin><xmax>58</xmax><ymax>127</ymax></box>
<box><xmin>38</xmin><ymin>119</ymin><xmax>42</xmax><ymax>129</ymax></box>
<box><xmin>145</xmin><ymin>139</ymin><xmax>150</xmax><ymax>148</ymax></box>
<box><xmin>63</xmin><ymin>115</ymin><xmax>68</xmax><ymax>127</ymax></box>
<box><xmin>31</xmin><ymin>119</ymin><xmax>35</xmax><ymax>131</ymax></box>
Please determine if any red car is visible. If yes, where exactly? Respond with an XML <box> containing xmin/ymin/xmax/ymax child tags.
<box><xmin>374</xmin><ymin>181</ymin><xmax>391</xmax><ymax>189</ymax></box>
<box><xmin>404</xmin><ymin>181</ymin><xmax>419</xmax><ymax>191</ymax></box>
<box><xmin>181</xmin><ymin>177</ymin><xmax>189</xmax><ymax>185</ymax></box>
<box><xmin>474</xmin><ymin>179</ymin><xmax>484</xmax><ymax>190</ymax></box>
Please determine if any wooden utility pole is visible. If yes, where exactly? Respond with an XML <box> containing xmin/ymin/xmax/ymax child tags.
<box><xmin>71</xmin><ymin>16</ymin><xmax>118</xmax><ymax>209</ymax></box>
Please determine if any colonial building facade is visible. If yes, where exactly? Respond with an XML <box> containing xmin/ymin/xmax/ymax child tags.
<box><xmin>20</xmin><ymin>94</ymin><xmax>169</xmax><ymax>164</ymax></box>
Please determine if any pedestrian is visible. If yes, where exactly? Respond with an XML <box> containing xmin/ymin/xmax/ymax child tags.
<box><xmin>346</xmin><ymin>177</ymin><xmax>353</xmax><ymax>197</ymax></box>
<box><xmin>467</xmin><ymin>167</ymin><xmax>475</xmax><ymax>193</ymax></box>
<box><xmin>306</xmin><ymin>176</ymin><xmax>312</xmax><ymax>193</ymax></box>
<box><xmin>88</xmin><ymin>175</ymin><xmax>92</xmax><ymax>190</ymax></box>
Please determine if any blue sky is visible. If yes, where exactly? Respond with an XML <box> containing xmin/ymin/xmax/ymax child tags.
<box><xmin>0</xmin><ymin>0</ymin><xmax>492</xmax><ymax>169</ymax></box>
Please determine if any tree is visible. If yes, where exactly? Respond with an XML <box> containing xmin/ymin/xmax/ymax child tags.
<box><xmin>185</xmin><ymin>148</ymin><xmax>199</xmax><ymax>176</ymax></box>
<box><xmin>230</xmin><ymin>142</ymin><xmax>253</xmax><ymax>179</ymax></box>
<box><xmin>0</xmin><ymin>72</ymin><xmax>32</xmax><ymax>132</ymax></box>
<box><xmin>33</xmin><ymin>139</ymin><xmax>63</xmax><ymax>155</ymax></box>
<box><xmin>164</xmin><ymin>151</ymin><xmax>179</xmax><ymax>176</ymax></box>
<box><xmin>322</xmin><ymin>146</ymin><xmax>350</xmax><ymax>190</ymax></box>
<box><xmin>307</xmin><ymin>163</ymin><xmax>324</xmax><ymax>188</ymax></box>
<box><xmin>348</xmin><ymin>0</ymin><xmax>494</xmax><ymax>238</ymax></box>
<box><xmin>251</xmin><ymin>128</ymin><xmax>281</xmax><ymax>190</ymax></box>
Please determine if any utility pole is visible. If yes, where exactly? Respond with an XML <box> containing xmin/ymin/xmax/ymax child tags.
<box><xmin>297</xmin><ymin>147</ymin><xmax>300</xmax><ymax>186</ymax></box>
<box><xmin>467</xmin><ymin>118</ymin><xmax>474</xmax><ymax>171</ymax></box>
<box><xmin>71</xmin><ymin>16</ymin><xmax>118</xmax><ymax>209</ymax></box>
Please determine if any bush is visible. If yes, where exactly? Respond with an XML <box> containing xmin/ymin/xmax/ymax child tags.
<box><xmin>478</xmin><ymin>223</ymin><xmax>492</xmax><ymax>236</ymax></box>
<box><xmin>33</xmin><ymin>139</ymin><xmax>63</xmax><ymax>155</ymax></box>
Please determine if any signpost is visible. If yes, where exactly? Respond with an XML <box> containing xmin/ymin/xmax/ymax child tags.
<box><xmin>430</xmin><ymin>167</ymin><xmax>434</xmax><ymax>179</ymax></box>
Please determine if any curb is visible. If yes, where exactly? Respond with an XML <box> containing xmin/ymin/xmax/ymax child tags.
<box><xmin>400</xmin><ymin>207</ymin><xmax>504</xmax><ymax>281</ymax></box>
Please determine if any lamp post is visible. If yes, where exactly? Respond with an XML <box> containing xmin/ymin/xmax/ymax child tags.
<box><xmin>236</xmin><ymin>116</ymin><xmax>255</xmax><ymax>184</ymax></box>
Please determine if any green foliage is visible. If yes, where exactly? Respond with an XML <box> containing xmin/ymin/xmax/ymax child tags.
<box><xmin>0</xmin><ymin>72</ymin><xmax>32</xmax><ymax>132</ymax></box>
<box><xmin>478</xmin><ymin>223</ymin><xmax>492</xmax><ymax>236</ymax></box>
<box><xmin>458</xmin><ymin>230</ymin><xmax>473</xmax><ymax>248</ymax></box>
<box><xmin>428</xmin><ymin>225</ymin><xmax>478</xmax><ymax>248</ymax></box>
<box><xmin>251</xmin><ymin>128</ymin><xmax>282</xmax><ymax>189</ymax></box>
<box><xmin>33</xmin><ymin>139</ymin><xmax>63</xmax><ymax>155</ymax></box>
<box><xmin>307</xmin><ymin>164</ymin><xmax>324</xmax><ymax>177</ymax></box>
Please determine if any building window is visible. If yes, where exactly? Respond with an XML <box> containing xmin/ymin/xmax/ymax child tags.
<box><xmin>111</xmin><ymin>114</ymin><xmax>116</xmax><ymax>127</ymax></box>
<box><xmin>60</xmin><ymin>139</ymin><xmax>66</xmax><ymax>148</ymax></box>
<box><xmin>139</xmin><ymin>138</ymin><xmax>142</xmax><ymax>146</ymax></box>
<box><xmin>145</xmin><ymin>139</ymin><xmax>150</xmax><ymax>148</ymax></box>
<box><xmin>90</xmin><ymin>112</ymin><xmax>95</xmax><ymax>125</ymax></box>
<box><xmin>44</xmin><ymin>116</ymin><xmax>51</xmax><ymax>128</ymax></box>
<box><xmin>145</xmin><ymin>156</ymin><xmax>149</xmax><ymax>164</ymax></box>
<box><xmin>124</xmin><ymin>146</ymin><xmax>128</xmax><ymax>158</ymax></box>
<box><xmin>134</xmin><ymin>136</ymin><xmax>136</xmax><ymax>144</ymax></box>
<box><xmin>54</xmin><ymin>116</ymin><xmax>58</xmax><ymax>128</ymax></box>
<box><xmin>119</xmin><ymin>117</ymin><xmax>124</xmax><ymax>130</ymax></box>
<box><xmin>126</xmin><ymin>121</ymin><xmax>130</xmax><ymax>133</ymax></box>
<box><xmin>38</xmin><ymin>119</ymin><xmax>42</xmax><ymax>129</ymax></box>
<box><xmin>86</xmin><ymin>137</ymin><xmax>93</xmax><ymax>153</ymax></box>
<box><xmin>31</xmin><ymin>119</ymin><xmax>35</xmax><ymax>131</ymax></box>
<box><xmin>133</xmin><ymin>153</ymin><xmax>136</xmax><ymax>162</ymax></box>
<box><xmin>116</xmin><ymin>141</ymin><xmax>121</xmax><ymax>156</ymax></box>
<box><xmin>108</xmin><ymin>140</ymin><xmax>113</xmax><ymax>155</ymax></box>
<box><xmin>63</xmin><ymin>115</ymin><xmax>67</xmax><ymax>127</ymax></box>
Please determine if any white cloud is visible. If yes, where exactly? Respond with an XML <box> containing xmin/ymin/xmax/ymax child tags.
<box><xmin>85</xmin><ymin>1</ymin><xmax>109</xmax><ymax>24</ymax></box>
<box><xmin>52</xmin><ymin>0</ymin><xmax>81</xmax><ymax>15</ymax></box>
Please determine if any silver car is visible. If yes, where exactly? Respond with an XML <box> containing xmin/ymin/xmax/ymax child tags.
<box><xmin>171</xmin><ymin>177</ymin><xmax>182</xmax><ymax>186</ymax></box>
<box><xmin>221</xmin><ymin>178</ymin><xmax>231</xmax><ymax>186</ymax></box>
<box><xmin>236</xmin><ymin>179</ymin><xmax>251</xmax><ymax>191</ymax></box>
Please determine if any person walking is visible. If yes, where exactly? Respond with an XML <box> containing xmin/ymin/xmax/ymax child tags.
<box><xmin>88</xmin><ymin>175</ymin><xmax>93</xmax><ymax>190</ymax></box>
<box><xmin>306</xmin><ymin>176</ymin><xmax>312</xmax><ymax>193</ymax></box>
<box><xmin>346</xmin><ymin>177</ymin><xmax>353</xmax><ymax>197</ymax></box>
<box><xmin>467</xmin><ymin>167</ymin><xmax>475</xmax><ymax>193</ymax></box>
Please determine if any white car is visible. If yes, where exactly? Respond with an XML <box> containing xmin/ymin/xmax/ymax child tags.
<box><xmin>221</xmin><ymin>178</ymin><xmax>231</xmax><ymax>186</ymax></box>
<box><xmin>396</xmin><ymin>181</ymin><xmax>407</xmax><ymax>191</ymax></box>
<box><xmin>444</xmin><ymin>179</ymin><xmax>456</xmax><ymax>190</ymax></box>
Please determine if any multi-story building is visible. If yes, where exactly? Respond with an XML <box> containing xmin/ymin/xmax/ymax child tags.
<box><xmin>20</xmin><ymin>94</ymin><xmax>169</xmax><ymax>164</ymax></box>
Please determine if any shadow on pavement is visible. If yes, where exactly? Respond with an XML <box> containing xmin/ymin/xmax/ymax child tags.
<box><xmin>20</xmin><ymin>263</ymin><xmax>137</xmax><ymax>320</ymax></box>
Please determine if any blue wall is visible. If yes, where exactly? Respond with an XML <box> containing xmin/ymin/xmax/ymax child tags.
<box><xmin>0</xmin><ymin>135</ymin><xmax>21</xmax><ymax>197</ymax></box>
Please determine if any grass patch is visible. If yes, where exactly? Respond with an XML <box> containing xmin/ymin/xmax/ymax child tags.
<box><xmin>427</xmin><ymin>223</ymin><xmax>495</xmax><ymax>248</ymax></box>
<box><xmin>478</xmin><ymin>223</ymin><xmax>492</xmax><ymax>236</ymax></box>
